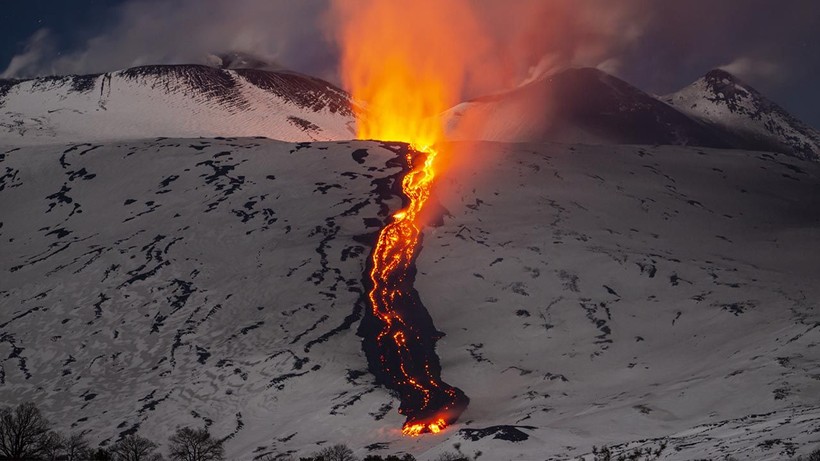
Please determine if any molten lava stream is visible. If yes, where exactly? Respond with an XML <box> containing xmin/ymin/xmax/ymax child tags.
<box><xmin>363</xmin><ymin>145</ymin><xmax>468</xmax><ymax>436</ymax></box>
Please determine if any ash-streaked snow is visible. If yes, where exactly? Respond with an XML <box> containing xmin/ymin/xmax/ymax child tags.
<box><xmin>1</xmin><ymin>138</ymin><xmax>818</xmax><ymax>460</ymax></box>
<box><xmin>664</xmin><ymin>69</ymin><xmax>820</xmax><ymax>162</ymax></box>
<box><xmin>0</xmin><ymin>65</ymin><xmax>355</xmax><ymax>146</ymax></box>
<box><xmin>420</xmin><ymin>141</ymin><xmax>820</xmax><ymax>460</ymax></box>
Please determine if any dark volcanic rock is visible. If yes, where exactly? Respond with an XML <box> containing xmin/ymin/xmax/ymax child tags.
<box><xmin>459</xmin><ymin>425</ymin><xmax>535</xmax><ymax>442</ymax></box>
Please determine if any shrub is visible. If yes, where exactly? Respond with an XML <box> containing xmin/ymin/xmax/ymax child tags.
<box><xmin>794</xmin><ymin>448</ymin><xmax>820</xmax><ymax>461</ymax></box>
<box><xmin>109</xmin><ymin>434</ymin><xmax>161</xmax><ymax>461</ymax></box>
<box><xmin>432</xmin><ymin>453</ymin><xmax>471</xmax><ymax>461</ymax></box>
<box><xmin>363</xmin><ymin>455</ymin><xmax>416</xmax><ymax>461</ymax></box>
<box><xmin>0</xmin><ymin>401</ymin><xmax>51</xmax><ymax>459</ymax></box>
<box><xmin>39</xmin><ymin>430</ymin><xmax>66</xmax><ymax>460</ymax></box>
<box><xmin>64</xmin><ymin>432</ymin><xmax>92</xmax><ymax>461</ymax></box>
<box><xmin>168</xmin><ymin>427</ymin><xmax>224</xmax><ymax>461</ymax></box>
<box><xmin>91</xmin><ymin>447</ymin><xmax>114</xmax><ymax>460</ymax></box>
<box><xmin>314</xmin><ymin>444</ymin><xmax>358</xmax><ymax>461</ymax></box>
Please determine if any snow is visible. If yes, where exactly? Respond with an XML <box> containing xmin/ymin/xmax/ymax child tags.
<box><xmin>2</xmin><ymin>138</ymin><xmax>819</xmax><ymax>460</ymax></box>
<box><xmin>663</xmin><ymin>70</ymin><xmax>820</xmax><ymax>162</ymax></box>
<box><xmin>443</xmin><ymin>68</ymin><xmax>820</xmax><ymax>163</ymax></box>
<box><xmin>418</xmin><ymin>141</ymin><xmax>820</xmax><ymax>459</ymax></box>
<box><xmin>0</xmin><ymin>66</ymin><xmax>356</xmax><ymax>146</ymax></box>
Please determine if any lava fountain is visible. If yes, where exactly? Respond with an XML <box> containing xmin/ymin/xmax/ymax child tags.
<box><xmin>331</xmin><ymin>0</ymin><xmax>483</xmax><ymax>435</ymax></box>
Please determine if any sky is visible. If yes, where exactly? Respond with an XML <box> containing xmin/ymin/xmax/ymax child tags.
<box><xmin>2</xmin><ymin>0</ymin><xmax>819</xmax><ymax>128</ymax></box>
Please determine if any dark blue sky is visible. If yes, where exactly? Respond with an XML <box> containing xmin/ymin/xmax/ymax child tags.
<box><xmin>2</xmin><ymin>0</ymin><xmax>819</xmax><ymax>128</ymax></box>
<box><xmin>1</xmin><ymin>0</ymin><xmax>123</xmax><ymax>65</ymax></box>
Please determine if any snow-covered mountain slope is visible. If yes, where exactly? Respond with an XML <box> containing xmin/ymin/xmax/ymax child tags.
<box><xmin>2</xmin><ymin>139</ymin><xmax>820</xmax><ymax>460</ymax></box>
<box><xmin>0</xmin><ymin>65</ymin><xmax>356</xmax><ymax>145</ymax></box>
<box><xmin>425</xmin><ymin>142</ymin><xmax>820</xmax><ymax>460</ymax></box>
<box><xmin>663</xmin><ymin>69</ymin><xmax>820</xmax><ymax>162</ymax></box>
<box><xmin>444</xmin><ymin>68</ymin><xmax>735</xmax><ymax>149</ymax></box>
<box><xmin>0</xmin><ymin>138</ymin><xmax>402</xmax><ymax>458</ymax></box>
<box><xmin>445</xmin><ymin>67</ymin><xmax>820</xmax><ymax>163</ymax></box>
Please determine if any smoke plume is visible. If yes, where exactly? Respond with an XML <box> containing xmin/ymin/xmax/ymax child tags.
<box><xmin>3</xmin><ymin>0</ymin><xmax>817</xmax><ymax>126</ymax></box>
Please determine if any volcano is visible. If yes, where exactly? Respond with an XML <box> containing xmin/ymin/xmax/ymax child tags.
<box><xmin>444</xmin><ymin>67</ymin><xmax>820</xmax><ymax>162</ymax></box>
<box><xmin>444</xmin><ymin>68</ymin><xmax>734</xmax><ymax>148</ymax></box>
<box><xmin>663</xmin><ymin>69</ymin><xmax>820</xmax><ymax>162</ymax></box>
<box><xmin>2</xmin><ymin>60</ymin><xmax>820</xmax><ymax>460</ymax></box>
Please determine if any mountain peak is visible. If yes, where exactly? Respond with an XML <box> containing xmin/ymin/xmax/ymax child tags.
<box><xmin>543</xmin><ymin>66</ymin><xmax>618</xmax><ymax>85</ymax></box>
<box><xmin>664</xmin><ymin>68</ymin><xmax>820</xmax><ymax>161</ymax></box>
<box><xmin>696</xmin><ymin>68</ymin><xmax>761</xmax><ymax>111</ymax></box>
<box><xmin>703</xmin><ymin>68</ymin><xmax>743</xmax><ymax>85</ymax></box>
<box><xmin>447</xmin><ymin>64</ymin><xmax>734</xmax><ymax>148</ymax></box>
<box><xmin>556</xmin><ymin>66</ymin><xmax>609</xmax><ymax>78</ymax></box>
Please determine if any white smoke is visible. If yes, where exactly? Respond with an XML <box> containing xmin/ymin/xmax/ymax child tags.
<box><xmin>2</xmin><ymin>0</ymin><xmax>333</xmax><ymax>80</ymax></box>
<box><xmin>2</xmin><ymin>29</ymin><xmax>55</xmax><ymax>79</ymax></box>
<box><xmin>720</xmin><ymin>57</ymin><xmax>784</xmax><ymax>83</ymax></box>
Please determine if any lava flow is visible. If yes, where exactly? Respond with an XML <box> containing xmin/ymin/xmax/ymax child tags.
<box><xmin>332</xmin><ymin>0</ymin><xmax>476</xmax><ymax>435</ymax></box>
<box><xmin>361</xmin><ymin>144</ymin><xmax>469</xmax><ymax>436</ymax></box>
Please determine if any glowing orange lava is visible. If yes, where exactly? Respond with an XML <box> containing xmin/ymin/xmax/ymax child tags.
<box><xmin>367</xmin><ymin>146</ymin><xmax>455</xmax><ymax>437</ymax></box>
<box><xmin>333</xmin><ymin>0</ymin><xmax>473</xmax><ymax>436</ymax></box>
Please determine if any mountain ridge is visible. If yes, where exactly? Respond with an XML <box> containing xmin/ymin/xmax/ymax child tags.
<box><xmin>445</xmin><ymin>66</ymin><xmax>820</xmax><ymax>161</ymax></box>
<box><xmin>0</xmin><ymin>64</ymin><xmax>356</xmax><ymax>145</ymax></box>
<box><xmin>445</xmin><ymin>67</ymin><xmax>737</xmax><ymax>149</ymax></box>
<box><xmin>3</xmin><ymin>63</ymin><xmax>818</xmax><ymax>162</ymax></box>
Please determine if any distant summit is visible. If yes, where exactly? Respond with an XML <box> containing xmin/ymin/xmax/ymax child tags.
<box><xmin>444</xmin><ymin>67</ymin><xmax>733</xmax><ymax>148</ymax></box>
<box><xmin>663</xmin><ymin>69</ymin><xmax>820</xmax><ymax>161</ymax></box>
<box><xmin>445</xmin><ymin>67</ymin><xmax>820</xmax><ymax>161</ymax></box>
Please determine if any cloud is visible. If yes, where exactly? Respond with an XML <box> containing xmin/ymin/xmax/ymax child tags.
<box><xmin>518</xmin><ymin>55</ymin><xmax>562</xmax><ymax>88</ymax></box>
<box><xmin>2</xmin><ymin>0</ymin><xmax>334</xmax><ymax>80</ymax></box>
<box><xmin>3</xmin><ymin>0</ymin><xmax>655</xmax><ymax>91</ymax></box>
<box><xmin>460</xmin><ymin>0</ymin><xmax>652</xmax><ymax>93</ymax></box>
<box><xmin>596</xmin><ymin>58</ymin><xmax>624</xmax><ymax>76</ymax></box>
<box><xmin>720</xmin><ymin>57</ymin><xmax>784</xmax><ymax>83</ymax></box>
<box><xmin>2</xmin><ymin>0</ymin><xmax>817</xmax><ymax>128</ymax></box>
<box><xmin>1</xmin><ymin>29</ymin><xmax>56</xmax><ymax>78</ymax></box>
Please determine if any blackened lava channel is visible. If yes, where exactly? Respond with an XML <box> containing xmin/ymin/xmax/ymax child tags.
<box><xmin>357</xmin><ymin>144</ymin><xmax>469</xmax><ymax>431</ymax></box>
